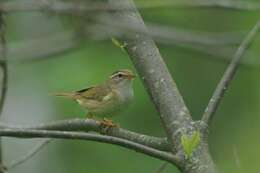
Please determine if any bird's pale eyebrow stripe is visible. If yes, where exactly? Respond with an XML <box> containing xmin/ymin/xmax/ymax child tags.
<box><xmin>110</xmin><ymin>71</ymin><xmax>125</xmax><ymax>78</ymax></box>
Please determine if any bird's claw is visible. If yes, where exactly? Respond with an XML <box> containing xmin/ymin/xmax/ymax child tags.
<box><xmin>100</xmin><ymin>118</ymin><xmax>118</xmax><ymax>133</ymax></box>
<box><xmin>100</xmin><ymin>118</ymin><xmax>117</xmax><ymax>127</ymax></box>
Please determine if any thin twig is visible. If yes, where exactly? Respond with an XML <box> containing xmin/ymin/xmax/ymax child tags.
<box><xmin>0</xmin><ymin>128</ymin><xmax>182</xmax><ymax>168</ymax></box>
<box><xmin>7</xmin><ymin>139</ymin><xmax>52</xmax><ymax>169</ymax></box>
<box><xmin>0</xmin><ymin>118</ymin><xmax>170</xmax><ymax>151</ymax></box>
<box><xmin>201</xmin><ymin>21</ymin><xmax>260</xmax><ymax>130</ymax></box>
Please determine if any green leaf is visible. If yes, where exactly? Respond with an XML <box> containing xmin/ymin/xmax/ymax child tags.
<box><xmin>181</xmin><ymin>131</ymin><xmax>200</xmax><ymax>159</ymax></box>
<box><xmin>181</xmin><ymin>134</ymin><xmax>191</xmax><ymax>158</ymax></box>
<box><xmin>190</xmin><ymin>131</ymin><xmax>200</xmax><ymax>153</ymax></box>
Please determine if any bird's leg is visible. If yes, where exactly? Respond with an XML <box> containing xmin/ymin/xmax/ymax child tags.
<box><xmin>100</xmin><ymin>118</ymin><xmax>117</xmax><ymax>129</ymax></box>
<box><xmin>99</xmin><ymin>118</ymin><xmax>118</xmax><ymax>134</ymax></box>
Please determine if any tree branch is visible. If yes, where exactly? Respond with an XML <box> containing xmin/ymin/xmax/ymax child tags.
<box><xmin>6</xmin><ymin>25</ymin><xmax>256</xmax><ymax>67</ymax></box>
<box><xmin>0</xmin><ymin>1</ymin><xmax>116</xmax><ymax>14</ymax></box>
<box><xmin>201</xmin><ymin>21</ymin><xmax>260</xmax><ymax>131</ymax></box>
<box><xmin>105</xmin><ymin>1</ymin><xmax>217</xmax><ymax>172</ymax></box>
<box><xmin>0</xmin><ymin>118</ymin><xmax>170</xmax><ymax>151</ymax></box>
<box><xmin>94</xmin><ymin>16</ymin><xmax>241</xmax><ymax>46</ymax></box>
<box><xmin>7</xmin><ymin>31</ymin><xmax>80</xmax><ymax>61</ymax></box>
<box><xmin>7</xmin><ymin>139</ymin><xmax>52</xmax><ymax>170</ymax></box>
<box><xmin>106</xmin><ymin>0</ymin><xmax>193</xmax><ymax>148</ymax></box>
<box><xmin>5</xmin><ymin>22</ymin><xmax>242</xmax><ymax>62</ymax></box>
<box><xmin>0</xmin><ymin>12</ymin><xmax>7</xmax><ymax>173</ymax></box>
<box><xmin>1</xmin><ymin>0</ymin><xmax>260</xmax><ymax>13</ymax></box>
<box><xmin>155</xmin><ymin>0</ymin><xmax>260</xmax><ymax>11</ymax></box>
<box><xmin>0</xmin><ymin>14</ymin><xmax>7</xmax><ymax>117</ymax></box>
<box><xmin>0</xmin><ymin>128</ymin><xmax>181</xmax><ymax>168</ymax></box>
<box><xmin>4</xmin><ymin>19</ymin><xmax>244</xmax><ymax>63</ymax></box>
<box><xmin>176</xmin><ymin>43</ymin><xmax>259</xmax><ymax>67</ymax></box>
<box><xmin>2</xmin><ymin>1</ymin><xmax>253</xmax><ymax>65</ymax></box>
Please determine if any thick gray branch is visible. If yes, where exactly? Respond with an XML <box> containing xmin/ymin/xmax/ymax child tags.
<box><xmin>106</xmin><ymin>0</ymin><xmax>193</xmax><ymax>147</ymax></box>
<box><xmin>201</xmin><ymin>21</ymin><xmax>260</xmax><ymax>131</ymax></box>
<box><xmin>0</xmin><ymin>118</ymin><xmax>170</xmax><ymax>151</ymax></box>
<box><xmin>0</xmin><ymin>128</ymin><xmax>181</xmax><ymax>167</ymax></box>
<box><xmin>104</xmin><ymin>1</ymin><xmax>217</xmax><ymax>173</ymax></box>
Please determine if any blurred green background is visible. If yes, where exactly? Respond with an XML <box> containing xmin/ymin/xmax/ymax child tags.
<box><xmin>2</xmin><ymin>0</ymin><xmax>260</xmax><ymax>173</ymax></box>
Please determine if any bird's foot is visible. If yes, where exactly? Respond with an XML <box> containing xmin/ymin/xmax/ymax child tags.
<box><xmin>100</xmin><ymin>118</ymin><xmax>117</xmax><ymax>127</ymax></box>
<box><xmin>100</xmin><ymin>118</ymin><xmax>118</xmax><ymax>133</ymax></box>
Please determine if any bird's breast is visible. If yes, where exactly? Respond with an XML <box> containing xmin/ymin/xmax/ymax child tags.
<box><xmin>115</xmin><ymin>86</ymin><xmax>134</xmax><ymax>106</ymax></box>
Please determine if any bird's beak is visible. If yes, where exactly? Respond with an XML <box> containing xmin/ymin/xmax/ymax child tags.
<box><xmin>127</xmin><ymin>74</ymin><xmax>136</xmax><ymax>80</ymax></box>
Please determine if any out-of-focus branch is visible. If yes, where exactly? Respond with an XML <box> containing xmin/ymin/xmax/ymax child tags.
<box><xmin>6</xmin><ymin>25</ymin><xmax>244</xmax><ymax>62</ymax></box>
<box><xmin>1</xmin><ymin>0</ymin><xmax>260</xmax><ymax>13</ymax></box>
<box><xmin>0</xmin><ymin>128</ymin><xmax>181</xmax><ymax>167</ymax></box>
<box><xmin>0</xmin><ymin>118</ymin><xmax>170</xmax><ymax>151</ymax></box>
<box><xmin>7</xmin><ymin>31</ymin><xmax>80</xmax><ymax>61</ymax></box>
<box><xmin>145</xmin><ymin>23</ymin><xmax>241</xmax><ymax>46</ymax></box>
<box><xmin>177</xmin><ymin>43</ymin><xmax>259</xmax><ymax>67</ymax></box>
<box><xmin>0</xmin><ymin>14</ymin><xmax>7</xmax><ymax>116</ymax></box>
<box><xmin>0</xmin><ymin>1</ymin><xmax>116</xmax><ymax>14</ymax></box>
<box><xmin>201</xmin><ymin>21</ymin><xmax>260</xmax><ymax>132</ymax></box>
<box><xmin>0</xmin><ymin>12</ymin><xmax>7</xmax><ymax>173</ymax></box>
<box><xmin>7</xmin><ymin>139</ymin><xmax>52</xmax><ymax>170</ymax></box>
<box><xmin>93</xmin><ymin>17</ymin><xmax>242</xmax><ymax>46</ymax></box>
<box><xmin>140</xmin><ymin>0</ymin><xmax>260</xmax><ymax>11</ymax></box>
<box><xmin>6</xmin><ymin>26</ymin><xmax>257</xmax><ymax>66</ymax></box>
<box><xmin>5</xmin><ymin>21</ymin><xmax>246</xmax><ymax>63</ymax></box>
<box><xmin>89</xmin><ymin>21</ymin><xmax>258</xmax><ymax>66</ymax></box>
<box><xmin>2</xmin><ymin>1</ymin><xmax>250</xmax><ymax>63</ymax></box>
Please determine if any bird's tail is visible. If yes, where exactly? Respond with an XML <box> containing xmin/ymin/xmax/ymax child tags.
<box><xmin>52</xmin><ymin>92</ymin><xmax>76</xmax><ymax>99</ymax></box>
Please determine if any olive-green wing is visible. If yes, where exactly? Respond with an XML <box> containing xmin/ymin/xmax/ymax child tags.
<box><xmin>75</xmin><ymin>85</ymin><xmax>111</xmax><ymax>102</ymax></box>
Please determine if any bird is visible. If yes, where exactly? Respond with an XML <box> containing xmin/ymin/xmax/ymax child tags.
<box><xmin>54</xmin><ymin>69</ymin><xmax>135</xmax><ymax>127</ymax></box>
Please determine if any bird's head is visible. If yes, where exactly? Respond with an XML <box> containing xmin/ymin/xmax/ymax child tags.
<box><xmin>108</xmin><ymin>69</ymin><xmax>136</xmax><ymax>87</ymax></box>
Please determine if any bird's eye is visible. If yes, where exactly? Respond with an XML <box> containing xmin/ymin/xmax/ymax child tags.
<box><xmin>118</xmin><ymin>73</ymin><xmax>123</xmax><ymax>78</ymax></box>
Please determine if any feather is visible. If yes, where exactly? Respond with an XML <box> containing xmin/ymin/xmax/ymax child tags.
<box><xmin>53</xmin><ymin>92</ymin><xmax>75</xmax><ymax>99</ymax></box>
